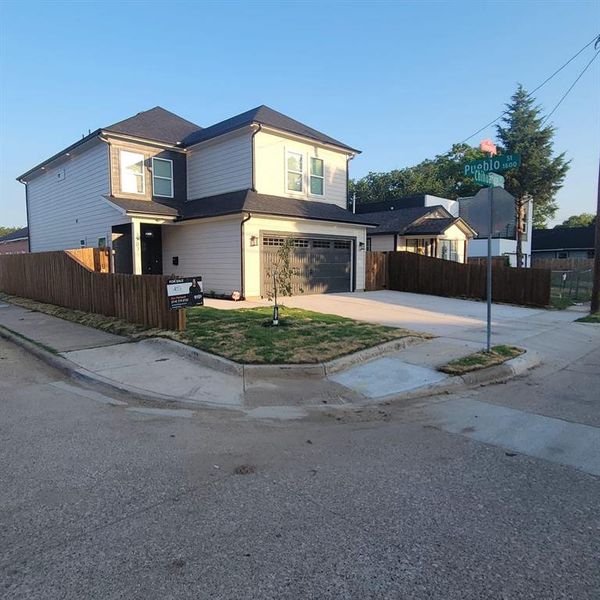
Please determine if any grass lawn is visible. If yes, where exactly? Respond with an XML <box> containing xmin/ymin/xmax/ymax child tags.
<box><xmin>576</xmin><ymin>313</ymin><xmax>600</xmax><ymax>324</ymax></box>
<box><xmin>439</xmin><ymin>345</ymin><xmax>525</xmax><ymax>375</ymax></box>
<box><xmin>184</xmin><ymin>305</ymin><xmax>423</xmax><ymax>364</ymax></box>
<box><xmin>0</xmin><ymin>293</ymin><xmax>426</xmax><ymax>364</ymax></box>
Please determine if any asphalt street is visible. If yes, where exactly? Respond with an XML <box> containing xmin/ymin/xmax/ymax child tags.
<box><xmin>1</xmin><ymin>334</ymin><xmax>599</xmax><ymax>599</ymax></box>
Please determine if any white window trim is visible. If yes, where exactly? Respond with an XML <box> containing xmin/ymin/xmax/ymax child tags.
<box><xmin>285</xmin><ymin>149</ymin><xmax>304</xmax><ymax>195</ymax></box>
<box><xmin>119</xmin><ymin>150</ymin><xmax>145</xmax><ymax>195</ymax></box>
<box><xmin>309</xmin><ymin>156</ymin><xmax>324</xmax><ymax>197</ymax></box>
<box><xmin>152</xmin><ymin>157</ymin><xmax>174</xmax><ymax>198</ymax></box>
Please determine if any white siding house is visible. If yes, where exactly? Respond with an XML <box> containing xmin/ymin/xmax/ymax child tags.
<box><xmin>186</xmin><ymin>130</ymin><xmax>252</xmax><ymax>200</ymax></box>
<box><xmin>161</xmin><ymin>216</ymin><xmax>242</xmax><ymax>294</ymax></box>
<box><xmin>26</xmin><ymin>142</ymin><xmax>127</xmax><ymax>251</ymax></box>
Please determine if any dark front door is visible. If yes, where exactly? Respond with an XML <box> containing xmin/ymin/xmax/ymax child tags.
<box><xmin>112</xmin><ymin>224</ymin><xmax>133</xmax><ymax>274</ymax></box>
<box><xmin>141</xmin><ymin>224</ymin><xmax>163</xmax><ymax>275</ymax></box>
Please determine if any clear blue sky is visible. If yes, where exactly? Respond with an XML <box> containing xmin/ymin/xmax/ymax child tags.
<box><xmin>1</xmin><ymin>0</ymin><xmax>598</xmax><ymax>228</ymax></box>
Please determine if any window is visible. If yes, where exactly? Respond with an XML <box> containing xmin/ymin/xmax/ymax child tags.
<box><xmin>292</xmin><ymin>239</ymin><xmax>310</xmax><ymax>248</ymax></box>
<box><xmin>313</xmin><ymin>240</ymin><xmax>331</xmax><ymax>249</ymax></box>
<box><xmin>310</xmin><ymin>157</ymin><xmax>324</xmax><ymax>195</ymax></box>
<box><xmin>440</xmin><ymin>240</ymin><xmax>459</xmax><ymax>262</ymax></box>
<box><xmin>120</xmin><ymin>151</ymin><xmax>145</xmax><ymax>194</ymax></box>
<box><xmin>286</xmin><ymin>151</ymin><xmax>303</xmax><ymax>192</ymax></box>
<box><xmin>334</xmin><ymin>240</ymin><xmax>351</xmax><ymax>249</ymax></box>
<box><xmin>366</xmin><ymin>237</ymin><xmax>372</xmax><ymax>251</ymax></box>
<box><xmin>263</xmin><ymin>237</ymin><xmax>285</xmax><ymax>246</ymax></box>
<box><xmin>152</xmin><ymin>157</ymin><xmax>174</xmax><ymax>198</ymax></box>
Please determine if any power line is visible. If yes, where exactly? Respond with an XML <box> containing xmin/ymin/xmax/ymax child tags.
<box><xmin>542</xmin><ymin>51</ymin><xmax>600</xmax><ymax>124</ymax></box>
<box><xmin>459</xmin><ymin>33</ymin><xmax>600</xmax><ymax>144</ymax></box>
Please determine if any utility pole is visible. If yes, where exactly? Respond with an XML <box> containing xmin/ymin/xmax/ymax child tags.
<box><xmin>590</xmin><ymin>157</ymin><xmax>600</xmax><ymax>314</ymax></box>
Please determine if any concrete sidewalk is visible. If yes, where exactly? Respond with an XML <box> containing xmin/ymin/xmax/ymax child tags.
<box><xmin>0</xmin><ymin>299</ymin><xmax>539</xmax><ymax>409</ymax></box>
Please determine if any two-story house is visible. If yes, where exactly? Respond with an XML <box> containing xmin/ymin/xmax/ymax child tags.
<box><xmin>17</xmin><ymin>106</ymin><xmax>374</xmax><ymax>298</ymax></box>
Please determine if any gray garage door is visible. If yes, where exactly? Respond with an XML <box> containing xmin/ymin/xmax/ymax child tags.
<box><xmin>260</xmin><ymin>235</ymin><xmax>353</xmax><ymax>296</ymax></box>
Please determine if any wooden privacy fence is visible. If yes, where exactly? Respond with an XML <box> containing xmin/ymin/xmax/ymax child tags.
<box><xmin>65</xmin><ymin>247</ymin><xmax>110</xmax><ymax>273</ymax></box>
<box><xmin>366</xmin><ymin>251</ymin><xmax>551</xmax><ymax>307</ymax></box>
<box><xmin>531</xmin><ymin>257</ymin><xmax>594</xmax><ymax>272</ymax></box>
<box><xmin>0</xmin><ymin>251</ymin><xmax>179</xmax><ymax>330</ymax></box>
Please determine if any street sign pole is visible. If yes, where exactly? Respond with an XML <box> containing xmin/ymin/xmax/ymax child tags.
<box><xmin>486</xmin><ymin>186</ymin><xmax>493</xmax><ymax>352</ymax></box>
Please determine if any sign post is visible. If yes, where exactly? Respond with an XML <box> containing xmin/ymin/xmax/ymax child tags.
<box><xmin>464</xmin><ymin>151</ymin><xmax>521</xmax><ymax>352</ymax></box>
<box><xmin>166</xmin><ymin>276</ymin><xmax>204</xmax><ymax>332</ymax></box>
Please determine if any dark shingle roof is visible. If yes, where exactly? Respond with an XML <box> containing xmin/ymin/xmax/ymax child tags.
<box><xmin>355</xmin><ymin>196</ymin><xmax>431</xmax><ymax>214</ymax></box>
<box><xmin>105</xmin><ymin>106</ymin><xmax>201</xmax><ymax>144</ymax></box>
<box><xmin>0</xmin><ymin>227</ymin><xmax>28</xmax><ymax>243</ymax></box>
<box><xmin>182</xmin><ymin>105</ymin><xmax>359</xmax><ymax>152</ymax></box>
<box><xmin>532</xmin><ymin>226</ymin><xmax>596</xmax><ymax>251</ymax></box>
<box><xmin>104</xmin><ymin>196</ymin><xmax>179</xmax><ymax>217</ymax></box>
<box><xmin>181</xmin><ymin>190</ymin><xmax>376</xmax><ymax>225</ymax></box>
<box><xmin>359</xmin><ymin>206</ymin><xmax>452</xmax><ymax>235</ymax></box>
<box><xmin>404</xmin><ymin>217</ymin><xmax>459</xmax><ymax>235</ymax></box>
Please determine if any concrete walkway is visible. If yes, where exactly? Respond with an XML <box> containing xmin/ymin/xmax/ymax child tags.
<box><xmin>0</xmin><ymin>295</ymin><xmax>582</xmax><ymax>409</ymax></box>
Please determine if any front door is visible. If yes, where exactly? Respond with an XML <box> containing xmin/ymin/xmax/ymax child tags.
<box><xmin>141</xmin><ymin>224</ymin><xmax>163</xmax><ymax>274</ymax></box>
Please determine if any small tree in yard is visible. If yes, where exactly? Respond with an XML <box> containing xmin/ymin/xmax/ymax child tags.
<box><xmin>266</xmin><ymin>238</ymin><xmax>303</xmax><ymax>326</ymax></box>
<box><xmin>496</xmin><ymin>84</ymin><xmax>570</xmax><ymax>267</ymax></box>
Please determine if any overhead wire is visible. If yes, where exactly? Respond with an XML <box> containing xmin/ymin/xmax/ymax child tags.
<box><xmin>459</xmin><ymin>33</ymin><xmax>600</xmax><ymax>144</ymax></box>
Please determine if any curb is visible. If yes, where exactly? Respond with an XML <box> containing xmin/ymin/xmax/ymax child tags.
<box><xmin>139</xmin><ymin>335</ymin><xmax>429</xmax><ymax>379</ymax></box>
<box><xmin>1</xmin><ymin>323</ymin><xmax>540</xmax><ymax>410</ymax></box>
<box><xmin>0</xmin><ymin>325</ymin><xmax>238</xmax><ymax>410</ymax></box>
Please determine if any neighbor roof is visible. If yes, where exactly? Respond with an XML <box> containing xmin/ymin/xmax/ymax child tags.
<box><xmin>182</xmin><ymin>105</ymin><xmax>359</xmax><ymax>152</ymax></box>
<box><xmin>354</xmin><ymin>196</ymin><xmax>433</xmax><ymax>214</ymax></box>
<box><xmin>404</xmin><ymin>217</ymin><xmax>461</xmax><ymax>235</ymax></box>
<box><xmin>181</xmin><ymin>190</ymin><xmax>376</xmax><ymax>225</ymax></box>
<box><xmin>532</xmin><ymin>226</ymin><xmax>596</xmax><ymax>251</ymax></box>
<box><xmin>358</xmin><ymin>206</ymin><xmax>453</xmax><ymax>235</ymax></box>
<box><xmin>0</xmin><ymin>227</ymin><xmax>28</xmax><ymax>243</ymax></box>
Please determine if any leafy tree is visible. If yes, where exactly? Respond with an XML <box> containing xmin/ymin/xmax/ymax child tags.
<box><xmin>266</xmin><ymin>238</ymin><xmax>303</xmax><ymax>325</ymax></box>
<box><xmin>496</xmin><ymin>84</ymin><xmax>570</xmax><ymax>265</ymax></box>
<box><xmin>554</xmin><ymin>213</ymin><xmax>595</xmax><ymax>228</ymax></box>
<box><xmin>349</xmin><ymin>144</ymin><xmax>487</xmax><ymax>207</ymax></box>
<box><xmin>0</xmin><ymin>226</ymin><xmax>23</xmax><ymax>238</ymax></box>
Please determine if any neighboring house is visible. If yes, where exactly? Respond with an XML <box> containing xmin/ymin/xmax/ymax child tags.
<box><xmin>532</xmin><ymin>226</ymin><xmax>595</xmax><ymax>260</ymax></box>
<box><xmin>0</xmin><ymin>227</ymin><xmax>28</xmax><ymax>254</ymax></box>
<box><xmin>458</xmin><ymin>190</ymin><xmax>533</xmax><ymax>267</ymax></box>
<box><xmin>355</xmin><ymin>197</ymin><xmax>476</xmax><ymax>262</ymax></box>
<box><xmin>17</xmin><ymin>106</ymin><xmax>375</xmax><ymax>297</ymax></box>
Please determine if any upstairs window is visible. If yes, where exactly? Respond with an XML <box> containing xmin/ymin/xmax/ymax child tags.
<box><xmin>152</xmin><ymin>157</ymin><xmax>174</xmax><ymax>198</ymax></box>
<box><xmin>286</xmin><ymin>151</ymin><xmax>303</xmax><ymax>193</ymax></box>
<box><xmin>120</xmin><ymin>151</ymin><xmax>145</xmax><ymax>194</ymax></box>
<box><xmin>310</xmin><ymin>157</ymin><xmax>324</xmax><ymax>195</ymax></box>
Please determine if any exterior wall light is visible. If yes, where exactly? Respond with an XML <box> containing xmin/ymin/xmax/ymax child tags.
<box><xmin>250</xmin><ymin>235</ymin><xmax>258</xmax><ymax>247</ymax></box>
<box><xmin>359</xmin><ymin>241</ymin><xmax>365</xmax><ymax>251</ymax></box>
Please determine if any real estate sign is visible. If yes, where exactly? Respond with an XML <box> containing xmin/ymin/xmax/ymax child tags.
<box><xmin>167</xmin><ymin>276</ymin><xmax>204</xmax><ymax>310</ymax></box>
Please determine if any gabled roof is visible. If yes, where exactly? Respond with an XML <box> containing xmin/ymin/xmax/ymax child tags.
<box><xmin>181</xmin><ymin>190</ymin><xmax>376</xmax><ymax>224</ymax></box>
<box><xmin>404</xmin><ymin>218</ymin><xmax>460</xmax><ymax>235</ymax></box>
<box><xmin>105</xmin><ymin>106</ymin><xmax>201</xmax><ymax>144</ymax></box>
<box><xmin>359</xmin><ymin>206</ymin><xmax>450</xmax><ymax>235</ymax></box>
<box><xmin>0</xmin><ymin>227</ymin><xmax>28</xmax><ymax>243</ymax></box>
<box><xmin>182</xmin><ymin>105</ymin><xmax>359</xmax><ymax>152</ymax></box>
<box><xmin>532</xmin><ymin>226</ymin><xmax>596</xmax><ymax>251</ymax></box>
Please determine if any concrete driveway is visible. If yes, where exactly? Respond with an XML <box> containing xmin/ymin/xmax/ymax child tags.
<box><xmin>278</xmin><ymin>290</ymin><xmax>583</xmax><ymax>345</ymax></box>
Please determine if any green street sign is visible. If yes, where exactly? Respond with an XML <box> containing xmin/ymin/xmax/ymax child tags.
<box><xmin>464</xmin><ymin>153</ymin><xmax>521</xmax><ymax>177</ymax></box>
<box><xmin>473</xmin><ymin>170</ymin><xmax>505</xmax><ymax>188</ymax></box>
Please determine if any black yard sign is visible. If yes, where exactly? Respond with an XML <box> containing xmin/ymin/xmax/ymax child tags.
<box><xmin>166</xmin><ymin>276</ymin><xmax>204</xmax><ymax>310</ymax></box>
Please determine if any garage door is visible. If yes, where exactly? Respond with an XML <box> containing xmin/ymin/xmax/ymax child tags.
<box><xmin>260</xmin><ymin>235</ymin><xmax>352</xmax><ymax>296</ymax></box>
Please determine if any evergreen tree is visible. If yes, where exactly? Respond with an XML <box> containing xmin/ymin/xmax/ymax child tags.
<box><xmin>496</xmin><ymin>84</ymin><xmax>570</xmax><ymax>265</ymax></box>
